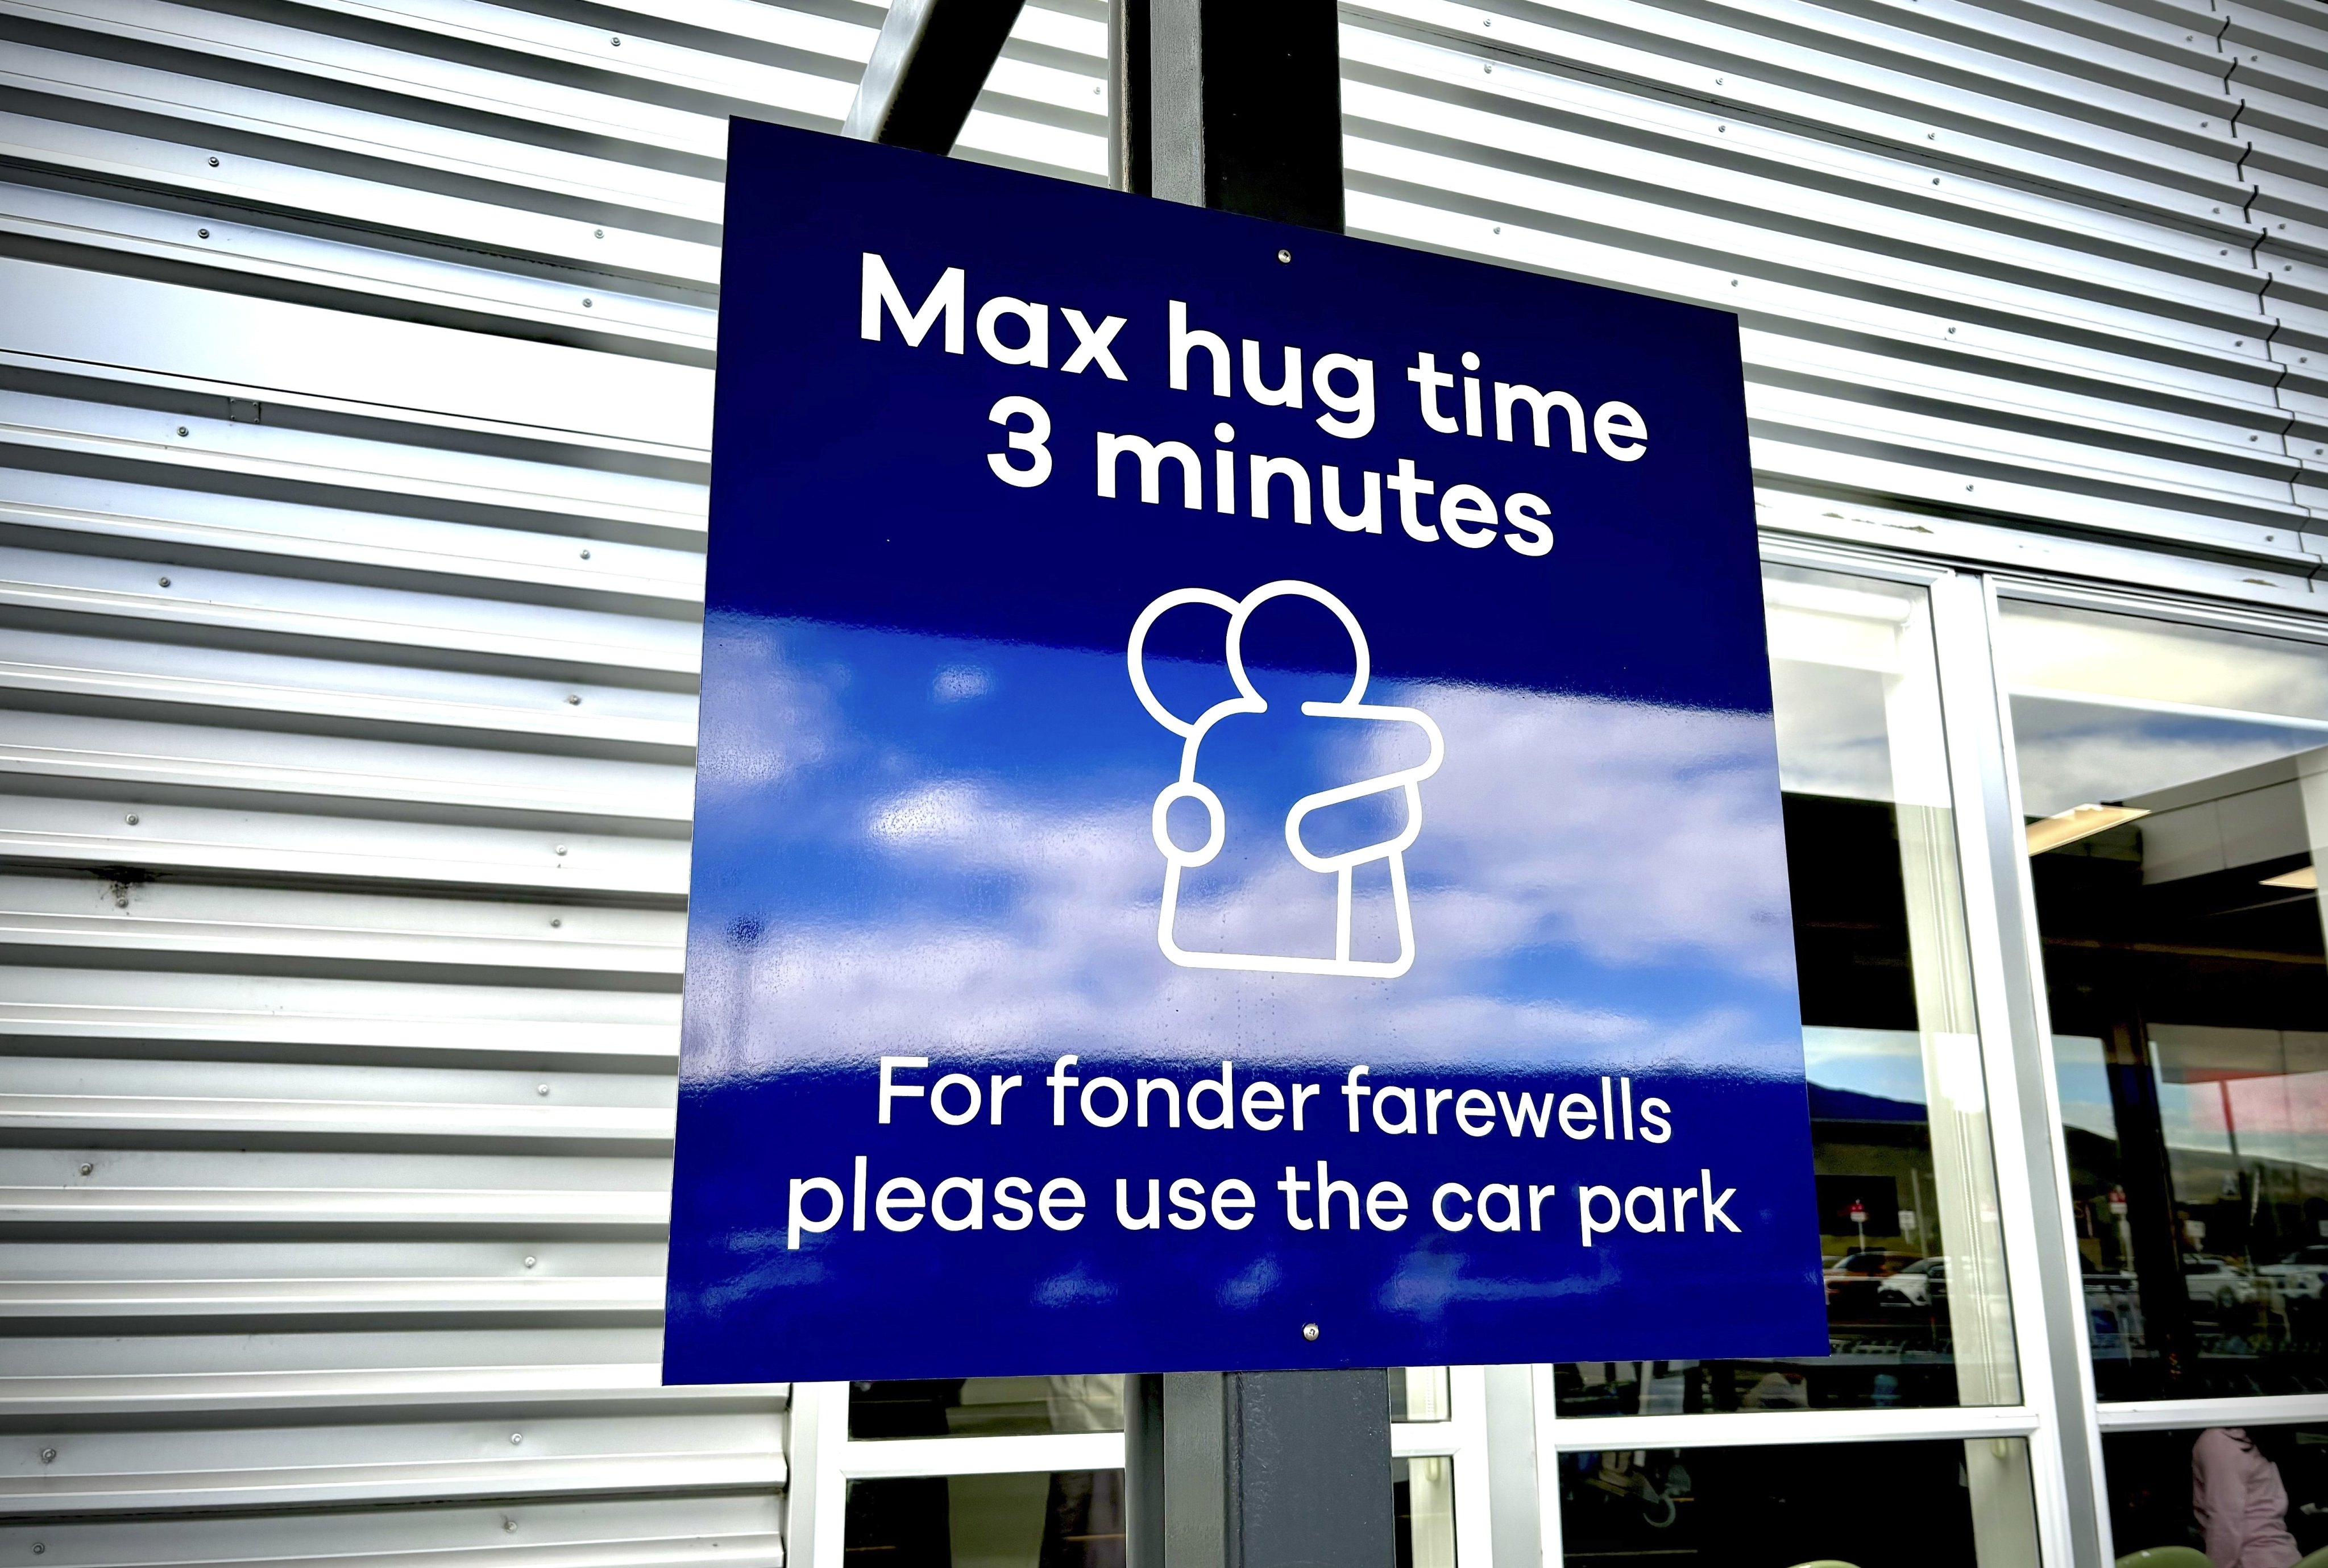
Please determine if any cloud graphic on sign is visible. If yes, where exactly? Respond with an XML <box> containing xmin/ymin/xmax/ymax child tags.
<box><xmin>694</xmin><ymin>619</ymin><xmax>840</xmax><ymax>798</ymax></box>
<box><xmin>1378</xmin><ymin>1248</ymin><xmax>1622</xmax><ymax>1324</ymax></box>
<box><xmin>1034</xmin><ymin>1264</ymin><xmax>1119</xmax><ymax>1308</ymax></box>
<box><xmin>682</xmin><ymin>620</ymin><xmax>1799</xmax><ymax>1090</ymax></box>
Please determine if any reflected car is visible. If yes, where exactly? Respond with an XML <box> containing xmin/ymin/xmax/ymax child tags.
<box><xmin>2258</xmin><ymin>1245</ymin><xmax>2328</xmax><ymax>1302</ymax></box>
<box><xmin>1823</xmin><ymin>1248</ymin><xmax>1921</xmax><ymax>1312</ymax></box>
<box><xmin>1877</xmin><ymin>1256</ymin><xmax>1948</xmax><ymax>1310</ymax></box>
<box><xmin>2182</xmin><ymin>1253</ymin><xmax>2260</xmax><ymax>1312</ymax></box>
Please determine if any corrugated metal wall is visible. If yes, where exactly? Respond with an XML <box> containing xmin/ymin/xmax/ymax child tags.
<box><xmin>4</xmin><ymin>0</ymin><xmax>2326</xmax><ymax>1557</ymax></box>
<box><xmin>1341</xmin><ymin>0</ymin><xmax>2327</xmax><ymax>579</ymax></box>
<box><xmin>0</xmin><ymin>0</ymin><xmax>1103</xmax><ymax>1559</ymax></box>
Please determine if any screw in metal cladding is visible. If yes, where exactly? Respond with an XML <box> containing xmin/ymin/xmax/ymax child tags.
<box><xmin>579</xmin><ymin>548</ymin><xmax>592</xmax><ymax>559</ymax></box>
<box><xmin>1276</xmin><ymin>249</ymin><xmax>1291</xmax><ymax>263</ymax></box>
<box><xmin>197</xmin><ymin>228</ymin><xmax>209</xmax><ymax>239</ymax></box>
<box><xmin>78</xmin><ymin>1164</ymin><xmax>92</xmax><ymax>1176</ymax></box>
<box><xmin>504</xmin><ymin>1518</ymin><xmax>519</xmax><ymax>1533</ymax></box>
<box><xmin>208</xmin><ymin>155</ymin><xmax>219</xmax><ymax>166</ymax></box>
<box><xmin>40</xmin><ymin>1447</ymin><xmax>56</xmax><ymax>1463</ymax></box>
<box><xmin>550</xmin><ymin>917</ymin><xmax>562</xmax><ymax>928</ymax></box>
<box><xmin>554</xmin><ymin>844</ymin><xmax>568</xmax><ymax>856</ymax></box>
<box><xmin>566</xmin><ymin>694</ymin><xmax>581</xmax><ymax>705</ymax></box>
<box><xmin>158</xmin><ymin>577</ymin><xmax>171</xmax><ymax>588</ymax></box>
<box><xmin>125</xmin><ymin>813</ymin><xmax>139</xmax><ymax>825</ymax></box>
<box><xmin>31</xmin><ymin>1544</ymin><xmax>43</xmax><ymax>1555</ymax></box>
<box><xmin>176</xmin><ymin>426</ymin><xmax>188</xmax><ymax>437</ymax></box>
<box><xmin>1301</xmin><ymin>1322</ymin><xmax>1320</xmax><ymax>1342</ymax></box>
<box><xmin>511</xmin><ymin>1433</ymin><xmax>524</xmax><ymax>1445</ymax></box>
<box><xmin>536</xmin><ymin>1084</ymin><xmax>550</xmax><ymax>1096</ymax></box>
<box><xmin>524</xmin><ymin>1255</ymin><xmax>538</xmax><ymax>1268</ymax></box>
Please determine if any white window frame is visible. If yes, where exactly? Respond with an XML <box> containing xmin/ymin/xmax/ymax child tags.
<box><xmin>785</xmin><ymin>1377</ymin><xmax>1492</xmax><ymax>1568</ymax></box>
<box><xmin>1978</xmin><ymin>566</ymin><xmax>2328</xmax><ymax>1561</ymax></box>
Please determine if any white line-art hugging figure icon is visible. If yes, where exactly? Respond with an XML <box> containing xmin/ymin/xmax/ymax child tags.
<box><xmin>1128</xmin><ymin>580</ymin><xmax>1446</xmax><ymax>979</ymax></box>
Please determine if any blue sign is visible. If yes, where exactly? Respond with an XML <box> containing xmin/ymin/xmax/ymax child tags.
<box><xmin>664</xmin><ymin>119</ymin><xmax>1823</xmax><ymax>1383</ymax></box>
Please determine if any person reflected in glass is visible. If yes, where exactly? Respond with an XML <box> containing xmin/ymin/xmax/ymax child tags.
<box><xmin>2193</xmin><ymin>1427</ymin><xmax>2300</xmax><ymax>1568</ymax></box>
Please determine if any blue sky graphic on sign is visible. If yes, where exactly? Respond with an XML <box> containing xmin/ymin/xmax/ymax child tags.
<box><xmin>663</xmin><ymin>119</ymin><xmax>1824</xmax><ymax>1382</ymax></box>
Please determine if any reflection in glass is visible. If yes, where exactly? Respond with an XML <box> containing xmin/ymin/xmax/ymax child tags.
<box><xmin>850</xmin><ymin>1376</ymin><xmax>1126</xmax><ymax>1439</ymax></box>
<box><xmin>844</xmin><ymin>1471</ymin><xmax>1123</xmax><ymax>1568</ymax></box>
<box><xmin>1557</xmin><ymin>1437</ymin><xmax>2038</xmax><ymax>1565</ymax></box>
<box><xmin>2003</xmin><ymin>598</ymin><xmax>2328</xmax><ymax>1400</ymax></box>
<box><xmin>1390</xmin><ymin>1367</ymin><xmax>1452</xmax><ymax>1422</ymax></box>
<box><xmin>2105</xmin><ymin>1425</ymin><xmax>2328</xmax><ymax>1563</ymax></box>
<box><xmin>1395</xmin><ymin>1455</ymin><xmax>1456</xmax><ymax>1568</ymax></box>
<box><xmin>1555</xmin><ymin>567</ymin><xmax>2017</xmax><ymax>1416</ymax></box>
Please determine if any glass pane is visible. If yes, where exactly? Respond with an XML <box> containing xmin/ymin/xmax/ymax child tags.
<box><xmin>850</xmin><ymin>1376</ymin><xmax>1127</xmax><ymax>1438</ymax></box>
<box><xmin>1391</xmin><ymin>1367</ymin><xmax>1453</xmax><ymax>1422</ymax></box>
<box><xmin>844</xmin><ymin>1471</ymin><xmax>1123</xmax><ymax>1568</ymax></box>
<box><xmin>2104</xmin><ymin>1424</ymin><xmax>2328</xmax><ymax>1563</ymax></box>
<box><xmin>1558</xmin><ymin>1438</ymin><xmax>2039</xmax><ymax>1566</ymax></box>
<box><xmin>1555</xmin><ymin>566</ymin><xmax>2018</xmax><ymax>1415</ymax></box>
<box><xmin>1395</xmin><ymin>1455</ymin><xmax>1456</xmax><ymax>1568</ymax></box>
<box><xmin>2001</xmin><ymin>598</ymin><xmax>2328</xmax><ymax>1400</ymax></box>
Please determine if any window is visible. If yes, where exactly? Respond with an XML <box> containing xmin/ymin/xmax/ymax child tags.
<box><xmin>1395</xmin><ymin>1455</ymin><xmax>1456</xmax><ymax>1568</ymax></box>
<box><xmin>1555</xmin><ymin>566</ymin><xmax>2018</xmax><ymax>1416</ymax></box>
<box><xmin>2103</xmin><ymin>1423</ymin><xmax>2328</xmax><ymax>1563</ymax></box>
<box><xmin>830</xmin><ymin>1372</ymin><xmax>1475</xmax><ymax>1567</ymax></box>
<box><xmin>844</xmin><ymin>1471</ymin><xmax>1123</xmax><ymax>1568</ymax></box>
<box><xmin>1557</xmin><ymin>1437</ymin><xmax>2037</xmax><ymax>1565</ymax></box>
<box><xmin>2001</xmin><ymin>598</ymin><xmax>2328</xmax><ymax>1400</ymax></box>
<box><xmin>850</xmin><ymin>1378</ymin><xmax>1127</xmax><ymax>1440</ymax></box>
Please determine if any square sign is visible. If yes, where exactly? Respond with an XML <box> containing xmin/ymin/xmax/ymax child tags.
<box><xmin>664</xmin><ymin>119</ymin><xmax>1823</xmax><ymax>1383</ymax></box>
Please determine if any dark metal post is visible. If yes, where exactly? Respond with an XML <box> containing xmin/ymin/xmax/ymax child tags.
<box><xmin>1230</xmin><ymin>1370</ymin><xmax>1396</xmax><ymax>1568</ymax></box>
<box><xmin>1144</xmin><ymin>0</ymin><xmax>1344</xmax><ymax>233</ymax></box>
<box><xmin>1125</xmin><ymin>1374</ymin><xmax>1167</xmax><ymax>1568</ymax></box>
<box><xmin>1118</xmin><ymin>7</ymin><xmax>1382</xmax><ymax>1563</ymax></box>
<box><xmin>1134</xmin><ymin>1370</ymin><xmax>1394</xmax><ymax>1568</ymax></box>
<box><xmin>1116</xmin><ymin>2</ymin><xmax>1386</xmax><ymax>1558</ymax></box>
<box><xmin>1107</xmin><ymin>0</ymin><xmax>1152</xmax><ymax>197</ymax></box>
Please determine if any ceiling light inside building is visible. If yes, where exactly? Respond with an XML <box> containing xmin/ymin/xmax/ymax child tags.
<box><xmin>2025</xmin><ymin>803</ymin><xmax>2150</xmax><ymax>856</ymax></box>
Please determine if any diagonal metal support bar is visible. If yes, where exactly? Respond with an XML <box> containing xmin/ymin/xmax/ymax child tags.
<box><xmin>843</xmin><ymin>0</ymin><xmax>1028</xmax><ymax>154</ymax></box>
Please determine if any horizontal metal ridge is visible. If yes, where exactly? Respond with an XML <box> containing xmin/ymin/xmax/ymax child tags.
<box><xmin>0</xmin><ymin>1497</ymin><xmax>784</xmax><ymax>1566</ymax></box>
<box><xmin>0</xmin><ymin>257</ymin><xmax>716</xmax><ymax>451</ymax></box>
<box><xmin>0</xmin><ymin>110</ymin><xmax>727</xmax><ymax>286</ymax></box>
<box><xmin>0</xmin><ymin>873</ymin><xmax>687</xmax><ymax>977</ymax></box>
<box><xmin>0</xmin><ymin>796</ymin><xmax>690</xmax><ymax>897</ymax></box>
<box><xmin>0</xmin><ymin>709</ymin><xmax>696</xmax><ymax>820</ymax></box>
<box><xmin>0</xmin><ymin>1093</ymin><xmax>677</xmax><ymax>1147</ymax></box>
<box><xmin>0</xmin><ymin>1445</ymin><xmax>783</xmax><ymax>1515</ymax></box>
<box><xmin>0</xmin><ymin>465</ymin><xmax>707</xmax><ymax>600</ymax></box>
<box><xmin>0</xmin><ymin>1363</ymin><xmax>782</xmax><ymax>1416</ymax></box>
<box><xmin>0</xmin><ymin>1272</ymin><xmax>667</xmax><ymax>1316</ymax></box>
<box><xmin>0</xmin><ymin>547</ymin><xmax>706</xmax><ymax>675</ymax></box>
<box><xmin>0</xmin><ymin>965</ymin><xmax>680</xmax><ymax>1060</ymax></box>
<box><xmin>0</xmin><ymin>396</ymin><xmax>710</xmax><ymax>540</ymax></box>
<box><xmin>0</xmin><ymin>1185</ymin><xmax>674</xmax><ymax>1228</ymax></box>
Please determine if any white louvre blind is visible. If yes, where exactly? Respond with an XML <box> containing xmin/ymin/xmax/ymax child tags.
<box><xmin>0</xmin><ymin>0</ymin><xmax>1105</xmax><ymax>1560</ymax></box>
<box><xmin>1339</xmin><ymin>0</ymin><xmax>2326</xmax><ymax>575</ymax></box>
